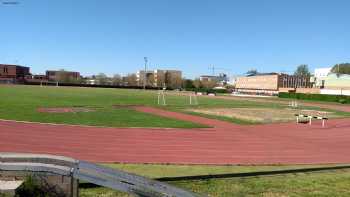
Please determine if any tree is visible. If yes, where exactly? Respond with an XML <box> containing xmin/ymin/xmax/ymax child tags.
<box><xmin>95</xmin><ymin>73</ymin><xmax>109</xmax><ymax>85</ymax></box>
<box><xmin>246</xmin><ymin>69</ymin><xmax>258</xmax><ymax>76</ymax></box>
<box><xmin>55</xmin><ymin>69</ymin><xmax>80</xmax><ymax>83</ymax></box>
<box><xmin>123</xmin><ymin>74</ymin><xmax>137</xmax><ymax>86</ymax></box>
<box><xmin>112</xmin><ymin>74</ymin><xmax>122</xmax><ymax>86</ymax></box>
<box><xmin>193</xmin><ymin>78</ymin><xmax>202</xmax><ymax>89</ymax></box>
<box><xmin>166</xmin><ymin>73</ymin><xmax>182</xmax><ymax>89</ymax></box>
<box><xmin>331</xmin><ymin>63</ymin><xmax>350</xmax><ymax>75</ymax></box>
<box><xmin>294</xmin><ymin>64</ymin><xmax>310</xmax><ymax>76</ymax></box>
<box><xmin>201</xmin><ymin>79</ymin><xmax>218</xmax><ymax>89</ymax></box>
<box><xmin>182</xmin><ymin>79</ymin><xmax>194</xmax><ymax>89</ymax></box>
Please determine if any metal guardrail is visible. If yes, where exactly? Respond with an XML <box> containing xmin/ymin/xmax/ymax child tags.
<box><xmin>0</xmin><ymin>153</ymin><xmax>202</xmax><ymax>197</ymax></box>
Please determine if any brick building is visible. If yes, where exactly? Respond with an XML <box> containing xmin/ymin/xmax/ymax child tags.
<box><xmin>235</xmin><ymin>73</ymin><xmax>311</xmax><ymax>95</ymax></box>
<box><xmin>0</xmin><ymin>64</ymin><xmax>30</xmax><ymax>84</ymax></box>
<box><xmin>46</xmin><ymin>70</ymin><xmax>80</xmax><ymax>82</ymax></box>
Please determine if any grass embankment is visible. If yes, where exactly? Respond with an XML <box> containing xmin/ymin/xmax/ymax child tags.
<box><xmin>80</xmin><ymin>164</ymin><xmax>350</xmax><ymax>197</ymax></box>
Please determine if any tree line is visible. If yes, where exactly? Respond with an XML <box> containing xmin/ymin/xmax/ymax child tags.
<box><xmin>52</xmin><ymin>63</ymin><xmax>350</xmax><ymax>90</ymax></box>
<box><xmin>247</xmin><ymin>63</ymin><xmax>350</xmax><ymax>77</ymax></box>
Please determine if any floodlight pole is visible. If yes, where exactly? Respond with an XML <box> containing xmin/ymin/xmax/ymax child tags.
<box><xmin>143</xmin><ymin>57</ymin><xmax>148</xmax><ymax>90</ymax></box>
<box><xmin>338</xmin><ymin>64</ymin><xmax>340</xmax><ymax>74</ymax></box>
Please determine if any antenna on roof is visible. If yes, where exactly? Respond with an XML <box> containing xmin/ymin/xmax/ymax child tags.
<box><xmin>208</xmin><ymin>66</ymin><xmax>231</xmax><ymax>76</ymax></box>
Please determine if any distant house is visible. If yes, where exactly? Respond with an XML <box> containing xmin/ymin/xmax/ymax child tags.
<box><xmin>0</xmin><ymin>64</ymin><xmax>30</xmax><ymax>84</ymax></box>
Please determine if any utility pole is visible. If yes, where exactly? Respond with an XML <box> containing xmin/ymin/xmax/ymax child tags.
<box><xmin>338</xmin><ymin>64</ymin><xmax>340</xmax><ymax>74</ymax></box>
<box><xmin>209</xmin><ymin>65</ymin><xmax>215</xmax><ymax>75</ymax></box>
<box><xmin>143</xmin><ymin>57</ymin><xmax>148</xmax><ymax>90</ymax></box>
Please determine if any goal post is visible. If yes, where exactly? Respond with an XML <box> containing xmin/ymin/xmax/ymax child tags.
<box><xmin>157</xmin><ymin>90</ymin><xmax>166</xmax><ymax>106</ymax></box>
<box><xmin>189</xmin><ymin>93</ymin><xmax>198</xmax><ymax>105</ymax></box>
<box><xmin>156</xmin><ymin>91</ymin><xmax>199</xmax><ymax>106</ymax></box>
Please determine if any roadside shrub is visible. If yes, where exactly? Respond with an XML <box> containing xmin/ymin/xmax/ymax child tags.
<box><xmin>212</xmin><ymin>89</ymin><xmax>229</xmax><ymax>94</ymax></box>
<box><xmin>185</xmin><ymin>88</ymin><xmax>229</xmax><ymax>94</ymax></box>
<box><xmin>278</xmin><ymin>92</ymin><xmax>350</xmax><ymax>104</ymax></box>
<box><xmin>16</xmin><ymin>176</ymin><xmax>44</xmax><ymax>197</ymax></box>
<box><xmin>339</xmin><ymin>99</ymin><xmax>347</xmax><ymax>104</ymax></box>
<box><xmin>16</xmin><ymin>176</ymin><xmax>65</xmax><ymax>197</ymax></box>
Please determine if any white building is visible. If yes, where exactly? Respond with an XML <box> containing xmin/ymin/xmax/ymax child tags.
<box><xmin>199</xmin><ymin>73</ymin><xmax>229</xmax><ymax>86</ymax></box>
<box><xmin>313</xmin><ymin>67</ymin><xmax>332</xmax><ymax>87</ymax></box>
<box><xmin>315</xmin><ymin>68</ymin><xmax>332</xmax><ymax>78</ymax></box>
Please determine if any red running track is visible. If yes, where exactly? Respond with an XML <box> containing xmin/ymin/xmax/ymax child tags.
<box><xmin>1</xmin><ymin>107</ymin><xmax>350</xmax><ymax>165</ymax></box>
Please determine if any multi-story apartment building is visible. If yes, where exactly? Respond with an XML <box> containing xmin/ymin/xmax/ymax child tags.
<box><xmin>136</xmin><ymin>70</ymin><xmax>155</xmax><ymax>87</ymax></box>
<box><xmin>136</xmin><ymin>69</ymin><xmax>182</xmax><ymax>88</ymax></box>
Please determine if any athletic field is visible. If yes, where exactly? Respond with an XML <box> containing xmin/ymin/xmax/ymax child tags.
<box><xmin>2</xmin><ymin>85</ymin><xmax>350</xmax><ymax>196</ymax></box>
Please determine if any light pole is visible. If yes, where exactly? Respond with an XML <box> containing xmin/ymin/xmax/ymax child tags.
<box><xmin>143</xmin><ymin>57</ymin><xmax>148</xmax><ymax>90</ymax></box>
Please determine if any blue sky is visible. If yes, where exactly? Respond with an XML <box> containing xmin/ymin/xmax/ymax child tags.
<box><xmin>1</xmin><ymin>0</ymin><xmax>349</xmax><ymax>78</ymax></box>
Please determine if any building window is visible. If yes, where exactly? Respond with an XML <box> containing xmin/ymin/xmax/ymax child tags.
<box><xmin>3</xmin><ymin>67</ymin><xmax>8</xmax><ymax>73</ymax></box>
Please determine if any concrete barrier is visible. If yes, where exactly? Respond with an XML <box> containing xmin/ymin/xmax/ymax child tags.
<box><xmin>0</xmin><ymin>153</ymin><xmax>201</xmax><ymax>197</ymax></box>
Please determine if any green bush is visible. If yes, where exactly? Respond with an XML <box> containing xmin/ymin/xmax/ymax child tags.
<box><xmin>278</xmin><ymin>92</ymin><xmax>350</xmax><ymax>104</ymax></box>
<box><xmin>339</xmin><ymin>99</ymin><xmax>347</xmax><ymax>104</ymax></box>
<box><xmin>16</xmin><ymin>176</ymin><xmax>44</xmax><ymax>197</ymax></box>
<box><xmin>15</xmin><ymin>176</ymin><xmax>64</xmax><ymax>197</ymax></box>
<box><xmin>185</xmin><ymin>88</ymin><xmax>229</xmax><ymax>94</ymax></box>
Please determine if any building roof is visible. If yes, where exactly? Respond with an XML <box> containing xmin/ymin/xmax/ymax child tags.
<box><xmin>199</xmin><ymin>75</ymin><xmax>217</xmax><ymax>78</ymax></box>
<box><xmin>0</xmin><ymin>64</ymin><xmax>29</xmax><ymax>69</ymax></box>
<box><xmin>246</xmin><ymin>72</ymin><xmax>279</xmax><ymax>77</ymax></box>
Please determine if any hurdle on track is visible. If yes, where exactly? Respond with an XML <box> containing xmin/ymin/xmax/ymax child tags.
<box><xmin>295</xmin><ymin>114</ymin><xmax>328</xmax><ymax>127</ymax></box>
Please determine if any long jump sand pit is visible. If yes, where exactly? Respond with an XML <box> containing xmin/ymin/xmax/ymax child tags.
<box><xmin>188</xmin><ymin>108</ymin><xmax>336</xmax><ymax>123</ymax></box>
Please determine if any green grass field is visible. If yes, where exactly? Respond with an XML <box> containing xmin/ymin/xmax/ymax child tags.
<box><xmin>0</xmin><ymin>85</ymin><xmax>206</xmax><ymax>128</ymax></box>
<box><xmin>1</xmin><ymin>85</ymin><xmax>349</xmax><ymax>128</ymax></box>
<box><xmin>80</xmin><ymin>164</ymin><xmax>350</xmax><ymax>197</ymax></box>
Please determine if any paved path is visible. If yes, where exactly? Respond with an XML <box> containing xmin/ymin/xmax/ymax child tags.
<box><xmin>1</xmin><ymin>106</ymin><xmax>350</xmax><ymax>165</ymax></box>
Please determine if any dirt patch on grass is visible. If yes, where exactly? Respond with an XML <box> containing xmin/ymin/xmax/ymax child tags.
<box><xmin>188</xmin><ymin>108</ymin><xmax>335</xmax><ymax>123</ymax></box>
<box><xmin>37</xmin><ymin>107</ymin><xmax>95</xmax><ymax>113</ymax></box>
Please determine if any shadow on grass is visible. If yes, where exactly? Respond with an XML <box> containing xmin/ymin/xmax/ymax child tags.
<box><xmin>79</xmin><ymin>165</ymin><xmax>350</xmax><ymax>189</ymax></box>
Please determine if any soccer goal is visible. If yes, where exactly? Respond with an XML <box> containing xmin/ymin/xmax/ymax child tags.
<box><xmin>288</xmin><ymin>100</ymin><xmax>299</xmax><ymax>108</ymax></box>
<box><xmin>157</xmin><ymin>90</ymin><xmax>167</xmax><ymax>105</ymax></box>
<box><xmin>156</xmin><ymin>91</ymin><xmax>199</xmax><ymax>106</ymax></box>
<box><xmin>189</xmin><ymin>93</ymin><xmax>198</xmax><ymax>105</ymax></box>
